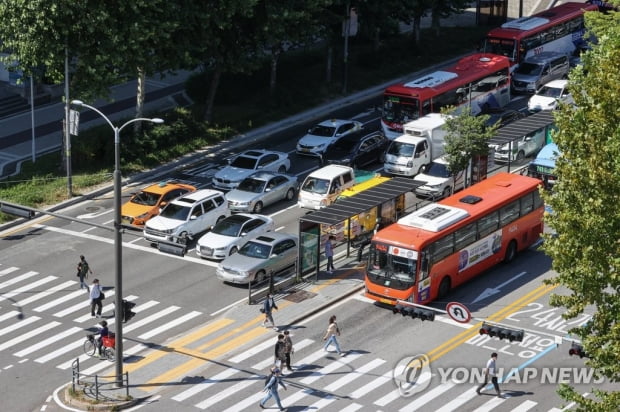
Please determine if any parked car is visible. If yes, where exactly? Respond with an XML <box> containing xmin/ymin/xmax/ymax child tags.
<box><xmin>196</xmin><ymin>213</ymin><xmax>274</xmax><ymax>260</ymax></box>
<box><xmin>212</xmin><ymin>149</ymin><xmax>290</xmax><ymax>191</ymax></box>
<box><xmin>225</xmin><ymin>171</ymin><xmax>298</xmax><ymax>214</ymax></box>
<box><xmin>121</xmin><ymin>181</ymin><xmax>197</xmax><ymax>228</ymax></box>
<box><xmin>322</xmin><ymin>131</ymin><xmax>388</xmax><ymax>168</ymax></box>
<box><xmin>527</xmin><ymin>79</ymin><xmax>573</xmax><ymax>112</ymax></box>
<box><xmin>296</xmin><ymin>119</ymin><xmax>363</xmax><ymax>157</ymax></box>
<box><xmin>481</xmin><ymin>108</ymin><xmax>526</xmax><ymax>129</ymax></box>
<box><xmin>143</xmin><ymin>189</ymin><xmax>229</xmax><ymax>244</ymax></box>
<box><xmin>216</xmin><ymin>232</ymin><xmax>298</xmax><ymax>284</ymax></box>
<box><xmin>490</xmin><ymin>128</ymin><xmax>546</xmax><ymax>162</ymax></box>
<box><xmin>413</xmin><ymin>155</ymin><xmax>469</xmax><ymax>199</ymax></box>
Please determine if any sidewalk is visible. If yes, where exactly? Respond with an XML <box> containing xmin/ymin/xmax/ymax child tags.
<box><xmin>57</xmin><ymin>255</ymin><xmax>366</xmax><ymax>410</ymax></box>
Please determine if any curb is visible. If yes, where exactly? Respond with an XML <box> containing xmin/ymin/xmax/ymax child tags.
<box><xmin>62</xmin><ymin>384</ymin><xmax>141</xmax><ymax>411</ymax></box>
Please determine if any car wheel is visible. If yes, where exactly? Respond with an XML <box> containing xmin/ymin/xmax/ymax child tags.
<box><xmin>229</xmin><ymin>246</ymin><xmax>238</xmax><ymax>256</ymax></box>
<box><xmin>504</xmin><ymin>240</ymin><xmax>518</xmax><ymax>263</ymax></box>
<box><xmin>285</xmin><ymin>188</ymin><xmax>295</xmax><ymax>201</ymax></box>
<box><xmin>441</xmin><ymin>187</ymin><xmax>452</xmax><ymax>199</ymax></box>
<box><xmin>516</xmin><ymin>151</ymin><xmax>525</xmax><ymax>161</ymax></box>
<box><xmin>418</xmin><ymin>166</ymin><xmax>425</xmax><ymax>175</ymax></box>
<box><xmin>178</xmin><ymin>232</ymin><xmax>188</xmax><ymax>245</ymax></box>
<box><xmin>438</xmin><ymin>276</ymin><xmax>451</xmax><ymax>298</ymax></box>
<box><xmin>278</xmin><ymin>165</ymin><xmax>287</xmax><ymax>173</ymax></box>
<box><xmin>253</xmin><ymin>201</ymin><xmax>263</xmax><ymax>213</ymax></box>
<box><xmin>255</xmin><ymin>270</ymin><xmax>266</xmax><ymax>283</ymax></box>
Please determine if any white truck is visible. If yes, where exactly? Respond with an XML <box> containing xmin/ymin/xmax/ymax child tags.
<box><xmin>383</xmin><ymin>113</ymin><xmax>448</xmax><ymax>177</ymax></box>
<box><xmin>413</xmin><ymin>154</ymin><xmax>471</xmax><ymax>200</ymax></box>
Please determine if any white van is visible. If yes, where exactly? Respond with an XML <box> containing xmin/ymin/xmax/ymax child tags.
<box><xmin>298</xmin><ymin>165</ymin><xmax>355</xmax><ymax>210</ymax></box>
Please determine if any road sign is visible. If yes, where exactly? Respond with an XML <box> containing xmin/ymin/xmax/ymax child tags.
<box><xmin>446</xmin><ymin>301</ymin><xmax>472</xmax><ymax>323</ymax></box>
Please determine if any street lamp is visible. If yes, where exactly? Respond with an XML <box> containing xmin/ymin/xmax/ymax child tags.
<box><xmin>70</xmin><ymin>99</ymin><xmax>163</xmax><ymax>387</ymax></box>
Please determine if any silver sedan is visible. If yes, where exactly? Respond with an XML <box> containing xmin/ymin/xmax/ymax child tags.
<box><xmin>216</xmin><ymin>232</ymin><xmax>298</xmax><ymax>284</ymax></box>
<box><xmin>225</xmin><ymin>171</ymin><xmax>298</xmax><ymax>213</ymax></box>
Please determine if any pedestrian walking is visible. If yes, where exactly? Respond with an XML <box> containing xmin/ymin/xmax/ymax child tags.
<box><xmin>262</xmin><ymin>293</ymin><xmax>278</xmax><ymax>331</ymax></box>
<box><xmin>325</xmin><ymin>235</ymin><xmax>335</xmax><ymax>274</ymax></box>
<box><xmin>477</xmin><ymin>352</ymin><xmax>502</xmax><ymax>397</ymax></box>
<box><xmin>323</xmin><ymin>315</ymin><xmax>345</xmax><ymax>356</ymax></box>
<box><xmin>89</xmin><ymin>278</ymin><xmax>104</xmax><ymax>318</ymax></box>
<box><xmin>259</xmin><ymin>366</ymin><xmax>287</xmax><ymax>411</ymax></box>
<box><xmin>274</xmin><ymin>334</ymin><xmax>287</xmax><ymax>370</ymax></box>
<box><xmin>283</xmin><ymin>330</ymin><xmax>294</xmax><ymax>371</ymax></box>
<box><xmin>76</xmin><ymin>255</ymin><xmax>93</xmax><ymax>292</ymax></box>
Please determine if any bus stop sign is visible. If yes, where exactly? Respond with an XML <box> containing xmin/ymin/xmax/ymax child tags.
<box><xmin>446</xmin><ymin>302</ymin><xmax>472</xmax><ymax>323</ymax></box>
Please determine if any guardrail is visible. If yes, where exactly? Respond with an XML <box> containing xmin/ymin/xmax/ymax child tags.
<box><xmin>71</xmin><ymin>358</ymin><xmax>129</xmax><ymax>401</ymax></box>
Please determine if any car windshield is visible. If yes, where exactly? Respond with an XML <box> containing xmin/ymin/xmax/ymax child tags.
<box><xmin>237</xmin><ymin>178</ymin><xmax>266</xmax><ymax>193</ymax></box>
<box><xmin>131</xmin><ymin>190</ymin><xmax>160</xmax><ymax>206</ymax></box>
<box><xmin>239</xmin><ymin>241</ymin><xmax>271</xmax><ymax>259</ymax></box>
<box><xmin>366</xmin><ymin>245</ymin><xmax>417</xmax><ymax>287</ymax></box>
<box><xmin>212</xmin><ymin>220</ymin><xmax>244</xmax><ymax>237</ymax></box>
<box><xmin>301</xmin><ymin>177</ymin><xmax>329</xmax><ymax>195</ymax></box>
<box><xmin>515</xmin><ymin>62</ymin><xmax>542</xmax><ymax>76</ymax></box>
<box><xmin>230</xmin><ymin>156</ymin><xmax>259</xmax><ymax>169</ymax></box>
<box><xmin>159</xmin><ymin>203</ymin><xmax>190</xmax><ymax>220</ymax></box>
<box><xmin>425</xmin><ymin>162</ymin><xmax>451</xmax><ymax>178</ymax></box>
<box><xmin>387</xmin><ymin>141</ymin><xmax>414</xmax><ymax>157</ymax></box>
<box><xmin>308</xmin><ymin>125</ymin><xmax>336</xmax><ymax>137</ymax></box>
<box><xmin>536</xmin><ymin>86</ymin><xmax>562</xmax><ymax>98</ymax></box>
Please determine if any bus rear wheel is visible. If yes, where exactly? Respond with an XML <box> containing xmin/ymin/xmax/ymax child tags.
<box><xmin>438</xmin><ymin>277</ymin><xmax>451</xmax><ymax>298</ymax></box>
<box><xmin>504</xmin><ymin>240</ymin><xmax>517</xmax><ymax>263</ymax></box>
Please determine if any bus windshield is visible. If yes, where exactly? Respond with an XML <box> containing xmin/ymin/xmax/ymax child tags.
<box><xmin>367</xmin><ymin>243</ymin><xmax>417</xmax><ymax>289</ymax></box>
<box><xmin>383</xmin><ymin>96</ymin><xmax>420</xmax><ymax>125</ymax></box>
<box><xmin>482</xmin><ymin>37</ymin><xmax>516</xmax><ymax>60</ymax></box>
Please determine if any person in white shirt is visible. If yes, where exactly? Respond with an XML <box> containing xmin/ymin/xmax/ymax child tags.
<box><xmin>477</xmin><ymin>352</ymin><xmax>501</xmax><ymax>397</ymax></box>
<box><xmin>89</xmin><ymin>278</ymin><xmax>104</xmax><ymax>318</ymax></box>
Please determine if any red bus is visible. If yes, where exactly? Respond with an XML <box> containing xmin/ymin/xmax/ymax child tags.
<box><xmin>381</xmin><ymin>53</ymin><xmax>511</xmax><ymax>139</ymax></box>
<box><xmin>480</xmin><ymin>2</ymin><xmax>597</xmax><ymax>67</ymax></box>
<box><xmin>365</xmin><ymin>172</ymin><xmax>544</xmax><ymax>305</ymax></box>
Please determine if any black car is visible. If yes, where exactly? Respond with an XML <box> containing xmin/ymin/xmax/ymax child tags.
<box><xmin>321</xmin><ymin>132</ymin><xmax>388</xmax><ymax>168</ymax></box>
<box><xmin>482</xmin><ymin>108</ymin><xmax>526</xmax><ymax>129</ymax></box>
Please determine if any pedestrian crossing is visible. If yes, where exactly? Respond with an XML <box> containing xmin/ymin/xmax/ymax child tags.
<box><xmin>0</xmin><ymin>265</ymin><xmax>204</xmax><ymax>373</ymax></box>
<box><xmin>161</xmin><ymin>334</ymin><xmax>578</xmax><ymax>412</ymax></box>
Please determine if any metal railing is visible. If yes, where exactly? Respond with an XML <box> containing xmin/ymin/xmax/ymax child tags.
<box><xmin>71</xmin><ymin>358</ymin><xmax>129</xmax><ymax>401</ymax></box>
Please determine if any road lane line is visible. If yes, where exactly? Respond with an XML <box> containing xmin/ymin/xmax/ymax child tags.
<box><xmin>0</xmin><ymin>267</ymin><xmax>19</xmax><ymax>276</ymax></box>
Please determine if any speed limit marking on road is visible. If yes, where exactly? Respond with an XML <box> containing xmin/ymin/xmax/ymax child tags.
<box><xmin>446</xmin><ymin>301</ymin><xmax>472</xmax><ymax>323</ymax></box>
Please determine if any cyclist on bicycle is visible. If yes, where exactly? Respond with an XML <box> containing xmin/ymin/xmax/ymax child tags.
<box><xmin>97</xmin><ymin>320</ymin><xmax>109</xmax><ymax>357</ymax></box>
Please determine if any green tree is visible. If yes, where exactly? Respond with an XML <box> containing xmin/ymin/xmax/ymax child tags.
<box><xmin>542</xmin><ymin>7</ymin><xmax>620</xmax><ymax>411</ymax></box>
<box><xmin>441</xmin><ymin>107</ymin><xmax>496</xmax><ymax>183</ymax></box>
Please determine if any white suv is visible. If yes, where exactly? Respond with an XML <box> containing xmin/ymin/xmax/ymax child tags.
<box><xmin>144</xmin><ymin>189</ymin><xmax>230</xmax><ymax>244</ymax></box>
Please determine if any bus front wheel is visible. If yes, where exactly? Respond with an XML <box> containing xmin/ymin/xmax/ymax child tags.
<box><xmin>504</xmin><ymin>240</ymin><xmax>517</xmax><ymax>263</ymax></box>
<box><xmin>438</xmin><ymin>277</ymin><xmax>451</xmax><ymax>298</ymax></box>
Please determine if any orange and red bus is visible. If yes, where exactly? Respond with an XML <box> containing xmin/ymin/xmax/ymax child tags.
<box><xmin>381</xmin><ymin>53</ymin><xmax>511</xmax><ymax>139</ymax></box>
<box><xmin>365</xmin><ymin>172</ymin><xmax>544</xmax><ymax>305</ymax></box>
<box><xmin>480</xmin><ymin>2</ymin><xmax>597</xmax><ymax>67</ymax></box>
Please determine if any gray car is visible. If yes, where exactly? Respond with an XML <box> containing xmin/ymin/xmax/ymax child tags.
<box><xmin>216</xmin><ymin>232</ymin><xmax>298</xmax><ymax>284</ymax></box>
<box><xmin>225</xmin><ymin>171</ymin><xmax>298</xmax><ymax>213</ymax></box>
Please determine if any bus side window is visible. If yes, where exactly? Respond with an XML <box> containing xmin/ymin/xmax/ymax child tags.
<box><xmin>533</xmin><ymin>190</ymin><xmax>544</xmax><ymax>209</ymax></box>
<box><xmin>420</xmin><ymin>250</ymin><xmax>430</xmax><ymax>280</ymax></box>
<box><xmin>500</xmin><ymin>200</ymin><xmax>520</xmax><ymax>226</ymax></box>
<box><xmin>521</xmin><ymin>192</ymin><xmax>534</xmax><ymax>214</ymax></box>
<box><xmin>454</xmin><ymin>223</ymin><xmax>477</xmax><ymax>250</ymax></box>
<box><xmin>477</xmin><ymin>211</ymin><xmax>499</xmax><ymax>238</ymax></box>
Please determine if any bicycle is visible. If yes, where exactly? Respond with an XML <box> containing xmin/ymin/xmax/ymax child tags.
<box><xmin>83</xmin><ymin>333</ymin><xmax>115</xmax><ymax>361</ymax></box>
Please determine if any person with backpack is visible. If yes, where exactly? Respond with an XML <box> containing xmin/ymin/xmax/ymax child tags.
<box><xmin>262</xmin><ymin>293</ymin><xmax>278</xmax><ymax>331</ymax></box>
<box><xmin>274</xmin><ymin>334</ymin><xmax>287</xmax><ymax>370</ymax></box>
<box><xmin>259</xmin><ymin>366</ymin><xmax>287</xmax><ymax>411</ymax></box>
<box><xmin>76</xmin><ymin>255</ymin><xmax>93</xmax><ymax>292</ymax></box>
<box><xmin>89</xmin><ymin>278</ymin><xmax>104</xmax><ymax>318</ymax></box>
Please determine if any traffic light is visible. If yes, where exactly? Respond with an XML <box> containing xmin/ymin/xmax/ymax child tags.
<box><xmin>568</xmin><ymin>343</ymin><xmax>588</xmax><ymax>358</ymax></box>
<box><xmin>122</xmin><ymin>299</ymin><xmax>136</xmax><ymax>323</ymax></box>
<box><xmin>479</xmin><ymin>322</ymin><xmax>524</xmax><ymax>342</ymax></box>
<box><xmin>393</xmin><ymin>304</ymin><xmax>436</xmax><ymax>321</ymax></box>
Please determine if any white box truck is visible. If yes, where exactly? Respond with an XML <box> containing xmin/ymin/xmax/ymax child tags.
<box><xmin>383</xmin><ymin>113</ymin><xmax>448</xmax><ymax>177</ymax></box>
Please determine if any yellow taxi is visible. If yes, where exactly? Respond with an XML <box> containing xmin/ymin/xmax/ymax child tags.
<box><xmin>121</xmin><ymin>181</ymin><xmax>197</xmax><ymax>228</ymax></box>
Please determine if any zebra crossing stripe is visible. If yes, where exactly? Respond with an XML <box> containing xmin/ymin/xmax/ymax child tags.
<box><xmin>473</xmin><ymin>394</ymin><xmax>508</xmax><ymax>412</ymax></box>
<box><xmin>0</xmin><ymin>316</ymin><xmax>40</xmax><ymax>337</ymax></box>
<box><xmin>35</xmin><ymin>339</ymin><xmax>84</xmax><ymax>364</ymax></box>
<box><xmin>0</xmin><ymin>267</ymin><xmax>19</xmax><ymax>276</ymax></box>
<box><xmin>220</xmin><ymin>391</ymin><xmax>264</xmax><ymax>412</ymax></box>
<box><xmin>0</xmin><ymin>321</ymin><xmax>60</xmax><ymax>351</ymax></box>
<box><xmin>435</xmin><ymin>386</ymin><xmax>480</xmax><ymax>412</ymax></box>
<box><xmin>138</xmin><ymin>311</ymin><xmax>202</xmax><ymax>340</ymax></box>
<box><xmin>172</xmin><ymin>369</ymin><xmax>238</xmax><ymax>402</ymax></box>
<box><xmin>15</xmin><ymin>326</ymin><xmax>82</xmax><ymax>357</ymax></box>
<box><xmin>123</xmin><ymin>304</ymin><xmax>178</xmax><ymax>333</ymax></box>
<box><xmin>0</xmin><ymin>271</ymin><xmax>39</xmax><ymax>290</ymax></box>
<box><xmin>193</xmin><ymin>372</ymin><xmax>261</xmax><ymax>409</ymax></box>
<box><xmin>510</xmin><ymin>400</ymin><xmax>537</xmax><ymax>411</ymax></box>
<box><xmin>339</xmin><ymin>403</ymin><xmax>364</xmax><ymax>412</ymax></box>
<box><xmin>34</xmin><ymin>289</ymin><xmax>88</xmax><ymax>313</ymax></box>
<box><xmin>14</xmin><ymin>280</ymin><xmax>76</xmax><ymax>307</ymax></box>
<box><xmin>0</xmin><ymin>310</ymin><xmax>22</xmax><ymax>323</ymax></box>
<box><xmin>229</xmin><ymin>335</ymin><xmax>283</xmax><ymax>364</ymax></box>
<box><xmin>80</xmin><ymin>343</ymin><xmax>150</xmax><ymax>376</ymax></box>
<box><xmin>299</xmin><ymin>352</ymin><xmax>362</xmax><ymax>385</ymax></box>
<box><xmin>324</xmin><ymin>358</ymin><xmax>386</xmax><ymax>392</ymax></box>
<box><xmin>374</xmin><ymin>387</ymin><xmax>402</xmax><ymax>407</ymax></box>
<box><xmin>350</xmin><ymin>371</ymin><xmax>391</xmax><ymax>399</ymax></box>
<box><xmin>251</xmin><ymin>338</ymin><xmax>314</xmax><ymax>370</ymax></box>
<box><xmin>399</xmin><ymin>382</ymin><xmax>457</xmax><ymax>412</ymax></box>
<box><xmin>308</xmin><ymin>395</ymin><xmax>337</xmax><ymax>410</ymax></box>
<box><xmin>0</xmin><ymin>275</ymin><xmax>57</xmax><ymax>303</ymax></box>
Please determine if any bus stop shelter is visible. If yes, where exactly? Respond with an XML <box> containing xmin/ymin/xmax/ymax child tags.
<box><xmin>489</xmin><ymin>110</ymin><xmax>556</xmax><ymax>172</ymax></box>
<box><xmin>298</xmin><ymin>177</ymin><xmax>422</xmax><ymax>279</ymax></box>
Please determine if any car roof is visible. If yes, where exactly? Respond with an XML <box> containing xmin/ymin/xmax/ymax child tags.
<box><xmin>221</xmin><ymin>214</ymin><xmax>254</xmax><ymax>224</ymax></box>
<box><xmin>140</xmin><ymin>181</ymin><xmax>195</xmax><ymax>195</ymax></box>
<box><xmin>171</xmin><ymin>189</ymin><xmax>223</xmax><ymax>204</ymax></box>
<box><xmin>238</xmin><ymin>149</ymin><xmax>271</xmax><ymax>159</ymax></box>
<box><xmin>247</xmin><ymin>232</ymin><xmax>297</xmax><ymax>245</ymax></box>
<box><xmin>541</xmin><ymin>79</ymin><xmax>568</xmax><ymax>88</ymax></box>
<box><xmin>316</xmin><ymin>119</ymin><xmax>353</xmax><ymax>127</ymax></box>
<box><xmin>245</xmin><ymin>171</ymin><xmax>281</xmax><ymax>180</ymax></box>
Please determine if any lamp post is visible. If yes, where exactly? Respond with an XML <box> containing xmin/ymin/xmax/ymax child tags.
<box><xmin>70</xmin><ymin>99</ymin><xmax>163</xmax><ymax>386</ymax></box>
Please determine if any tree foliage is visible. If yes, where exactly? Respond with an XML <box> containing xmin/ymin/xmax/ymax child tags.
<box><xmin>542</xmin><ymin>7</ymin><xmax>620</xmax><ymax>411</ymax></box>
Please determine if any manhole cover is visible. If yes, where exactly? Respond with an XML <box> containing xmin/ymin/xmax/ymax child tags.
<box><xmin>284</xmin><ymin>290</ymin><xmax>316</xmax><ymax>303</ymax></box>
<box><xmin>85</xmin><ymin>206</ymin><xmax>102</xmax><ymax>212</ymax></box>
